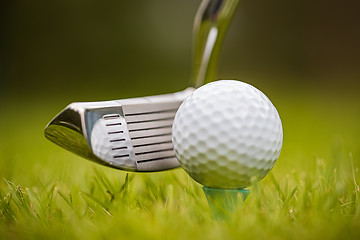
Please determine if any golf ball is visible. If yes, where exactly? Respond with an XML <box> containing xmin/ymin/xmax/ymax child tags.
<box><xmin>172</xmin><ymin>80</ymin><xmax>283</xmax><ymax>188</ymax></box>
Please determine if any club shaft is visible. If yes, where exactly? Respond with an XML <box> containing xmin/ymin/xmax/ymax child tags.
<box><xmin>191</xmin><ymin>0</ymin><xmax>241</xmax><ymax>88</ymax></box>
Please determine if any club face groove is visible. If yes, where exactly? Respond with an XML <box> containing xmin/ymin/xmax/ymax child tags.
<box><xmin>44</xmin><ymin>88</ymin><xmax>194</xmax><ymax>172</ymax></box>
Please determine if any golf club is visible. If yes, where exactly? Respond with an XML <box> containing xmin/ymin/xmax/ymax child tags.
<box><xmin>44</xmin><ymin>0</ymin><xmax>240</xmax><ymax>172</ymax></box>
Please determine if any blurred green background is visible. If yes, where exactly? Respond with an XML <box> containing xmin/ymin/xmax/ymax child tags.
<box><xmin>0</xmin><ymin>0</ymin><xmax>360</xmax><ymax>238</ymax></box>
<box><xmin>2</xmin><ymin>0</ymin><xmax>360</xmax><ymax>101</ymax></box>
<box><xmin>0</xmin><ymin>0</ymin><xmax>359</xmax><ymax>188</ymax></box>
<box><xmin>1</xmin><ymin>0</ymin><xmax>360</xmax><ymax>184</ymax></box>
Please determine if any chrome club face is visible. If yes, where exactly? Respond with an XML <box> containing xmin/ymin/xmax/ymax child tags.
<box><xmin>44</xmin><ymin>89</ymin><xmax>194</xmax><ymax>171</ymax></box>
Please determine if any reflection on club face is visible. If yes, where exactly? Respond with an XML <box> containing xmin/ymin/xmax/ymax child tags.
<box><xmin>44</xmin><ymin>88</ymin><xmax>194</xmax><ymax>172</ymax></box>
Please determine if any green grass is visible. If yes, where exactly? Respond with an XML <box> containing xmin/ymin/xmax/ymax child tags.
<box><xmin>0</xmin><ymin>89</ymin><xmax>359</xmax><ymax>239</ymax></box>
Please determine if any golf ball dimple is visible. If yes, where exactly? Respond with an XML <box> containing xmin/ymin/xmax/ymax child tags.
<box><xmin>172</xmin><ymin>80</ymin><xmax>283</xmax><ymax>188</ymax></box>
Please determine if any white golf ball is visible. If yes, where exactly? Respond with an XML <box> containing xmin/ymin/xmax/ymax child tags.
<box><xmin>172</xmin><ymin>80</ymin><xmax>283</xmax><ymax>188</ymax></box>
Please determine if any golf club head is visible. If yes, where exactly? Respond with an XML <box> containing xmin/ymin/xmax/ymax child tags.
<box><xmin>44</xmin><ymin>88</ymin><xmax>194</xmax><ymax>172</ymax></box>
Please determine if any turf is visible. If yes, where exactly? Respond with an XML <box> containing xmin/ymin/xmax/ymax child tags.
<box><xmin>0</xmin><ymin>89</ymin><xmax>359</xmax><ymax>239</ymax></box>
